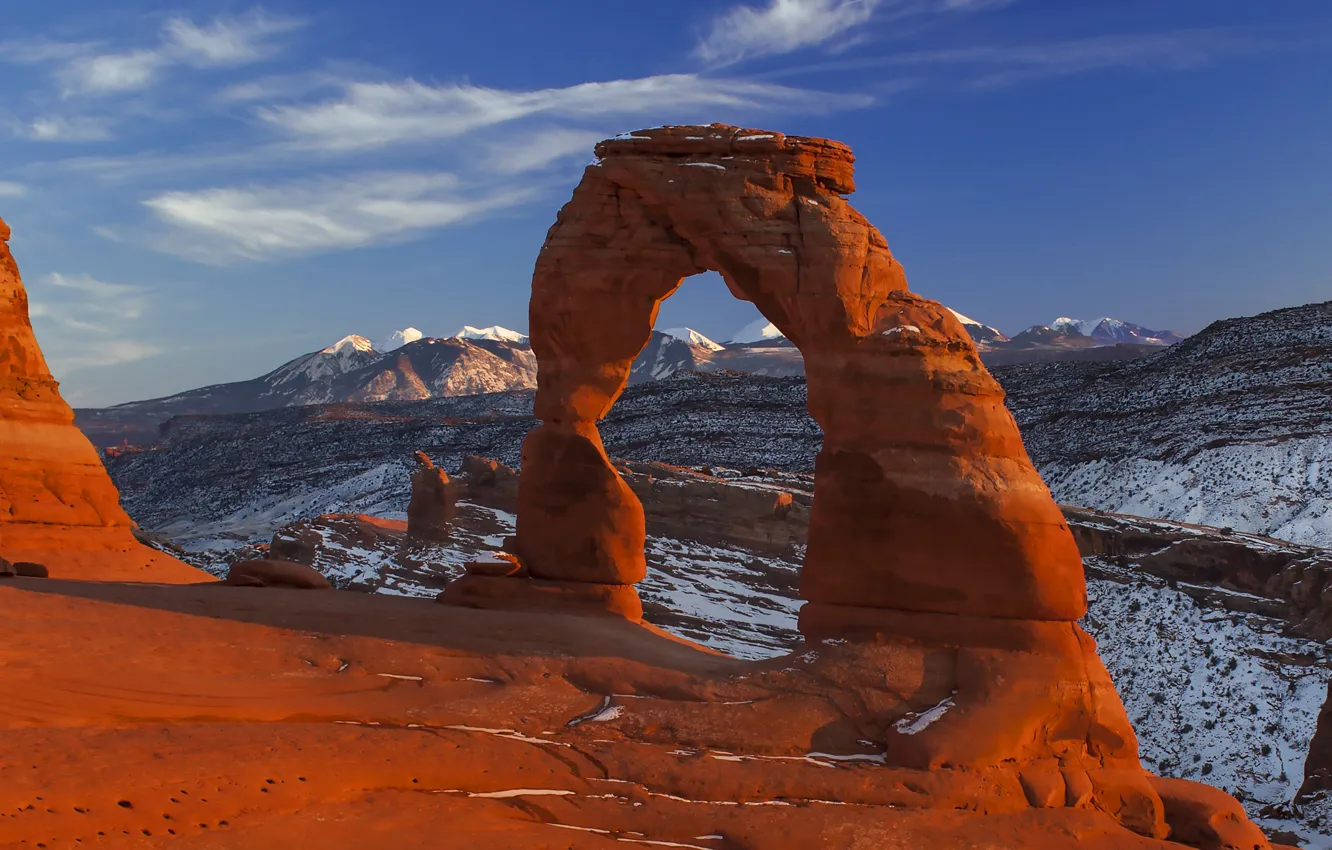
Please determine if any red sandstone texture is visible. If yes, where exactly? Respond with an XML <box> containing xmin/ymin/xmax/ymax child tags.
<box><xmin>0</xmin><ymin>217</ymin><xmax>203</xmax><ymax>582</ymax></box>
<box><xmin>0</xmin><ymin>133</ymin><xmax>1273</xmax><ymax>847</ymax></box>
<box><xmin>512</xmin><ymin>125</ymin><xmax>1084</xmax><ymax>623</ymax></box>
<box><xmin>466</xmin><ymin>124</ymin><xmax>1268</xmax><ymax>844</ymax></box>
<box><xmin>0</xmin><ymin>580</ymin><xmax>1279</xmax><ymax>848</ymax></box>
<box><xmin>407</xmin><ymin>450</ymin><xmax>456</xmax><ymax>542</ymax></box>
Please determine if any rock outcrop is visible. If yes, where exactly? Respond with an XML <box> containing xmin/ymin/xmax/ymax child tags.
<box><xmin>443</xmin><ymin>125</ymin><xmax>1269</xmax><ymax>844</ymax></box>
<box><xmin>225</xmin><ymin>558</ymin><xmax>333</xmax><ymax>589</ymax></box>
<box><xmin>1300</xmin><ymin>682</ymin><xmax>1332</xmax><ymax>801</ymax></box>
<box><xmin>407</xmin><ymin>451</ymin><xmax>455</xmax><ymax>542</ymax></box>
<box><xmin>0</xmin><ymin>216</ymin><xmax>202</xmax><ymax>581</ymax></box>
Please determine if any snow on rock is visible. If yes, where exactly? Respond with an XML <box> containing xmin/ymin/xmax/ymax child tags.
<box><xmin>892</xmin><ymin>694</ymin><xmax>957</xmax><ymax>735</ymax></box>
<box><xmin>1043</xmin><ymin>440</ymin><xmax>1332</xmax><ymax>547</ymax></box>
<box><xmin>1084</xmin><ymin>577</ymin><xmax>1330</xmax><ymax>815</ymax></box>
<box><xmin>1051</xmin><ymin>317</ymin><xmax>1101</xmax><ymax>337</ymax></box>
<box><xmin>270</xmin><ymin>334</ymin><xmax>380</xmax><ymax>387</ymax></box>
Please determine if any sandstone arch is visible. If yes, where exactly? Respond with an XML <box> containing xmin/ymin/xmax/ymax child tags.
<box><xmin>511</xmin><ymin>124</ymin><xmax>1086</xmax><ymax>624</ymax></box>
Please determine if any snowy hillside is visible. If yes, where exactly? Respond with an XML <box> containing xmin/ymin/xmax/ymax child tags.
<box><xmin>1001</xmin><ymin>300</ymin><xmax>1332</xmax><ymax>547</ymax></box>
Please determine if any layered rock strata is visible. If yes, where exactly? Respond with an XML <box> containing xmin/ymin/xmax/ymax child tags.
<box><xmin>0</xmin><ymin>216</ymin><xmax>201</xmax><ymax>581</ymax></box>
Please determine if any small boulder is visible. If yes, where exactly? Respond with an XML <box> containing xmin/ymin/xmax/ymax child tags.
<box><xmin>1150</xmin><ymin>775</ymin><xmax>1272</xmax><ymax>849</ymax></box>
<box><xmin>12</xmin><ymin>562</ymin><xmax>49</xmax><ymax>578</ymax></box>
<box><xmin>465</xmin><ymin>552</ymin><xmax>526</xmax><ymax>577</ymax></box>
<box><xmin>225</xmin><ymin>559</ymin><xmax>332</xmax><ymax>590</ymax></box>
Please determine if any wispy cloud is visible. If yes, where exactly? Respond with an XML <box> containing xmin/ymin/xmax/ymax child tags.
<box><xmin>696</xmin><ymin>0</ymin><xmax>883</xmax><ymax>66</ymax></box>
<box><xmin>257</xmin><ymin>73</ymin><xmax>871</xmax><ymax>151</ymax></box>
<box><xmin>0</xmin><ymin>181</ymin><xmax>25</xmax><ymax>197</ymax></box>
<box><xmin>27</xmin><ymin>273</ymin><xmax>160</xmax><ymax>376</ymax></box>
<box><xmin>482</xmin><ymin>127</ymin><xmax>608</xmax><ymax>174</ymax></box>
<box><xmin>21</xmin><ymin>115</ymin><xmax>114</xmax><ymax>142</ymax></box>
<box><xmin>142</xmin><ymin>172</ymin><xmax>537</xmax><ymax>262</ymax></box>
<box><xmin>45</xmin><ymin>9</ymin><xmax>304</xmax><ymax>96</ymax></box>
<box><xmin>0</xmin><ymin>39</ymin><xmax>92</xmax><ymax>64</ymax></box>
<box><xmin>693</xmin><ymin>0</ymin><xmax>1016</xmax><ymax>66</ymax></box>
<box><xmin>162</xmin><ymin>12</ymin><xmax>302</xmax><ymax>66</ymax></box>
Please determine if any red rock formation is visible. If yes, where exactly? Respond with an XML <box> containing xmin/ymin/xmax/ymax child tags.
<box><xmin>0</xmin><ymin>216</ymin><xmax>202</xmax><ymax>582</ymax></box>
<box><xmin>472</xmin><ymin>125</ymin><xmax>1266</xmax><ymax>843</ymax></box>
<box><xmin>510</xmin><ymin>125</ymin><xmax>1082</xmax><ymax>621</ymax></box>
<box><xmin>407</xmin><ymin>451</ymin><xmax>455</xmax><ymax>542</ymax></box>
<box><xmin>458</xmin><ymin>454</ymin><xmax>519</xmax><ymax>513</ymax></box>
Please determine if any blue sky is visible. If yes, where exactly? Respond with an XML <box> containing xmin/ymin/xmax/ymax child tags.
<box><xmin>1</xmin><ymin>0</ymin><xmax>1329</xmax><ymax>406</ymax></box>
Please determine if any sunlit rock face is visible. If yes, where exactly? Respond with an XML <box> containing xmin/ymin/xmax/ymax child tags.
<box><xmin>0</xmin><ymin>215</ymin><xmax>202</xmax><ymax>581</ymax></box>
<box><xmin>457</xmin><ymin>124</ymin><xmax>1277</xmax><ymax>844</ymax></box>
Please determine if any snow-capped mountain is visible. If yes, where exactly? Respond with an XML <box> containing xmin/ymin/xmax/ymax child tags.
<box><xmin>1050</xmin><ymin>316</ymin><xmax>1185</xmax><ymax>346</ymax></box>
<box><xmin>268</xmin><ymin>335</ymin><xmax>380</xmax><ymax>387</ymax></box>
<box><xmin>76</xmin><ymin>333</ymin><xmax>539</xmax><ymax>447</ymax></box>
<box><xmin>728</xmin><ymin>319</ymin><xmax>788</xmax><ymax>345</ymax></box>
<box><xmin>947</xmin><ymin>308</ymin><xmax>1010</xmax><ymax>344</ymax></box>
<box><xmin>75</xmin><ymin>305</ymin><xmax>1188</xmax><ymax>448</ymax></box>
<box><xmin>453</xmin><ymin>325</ymin><xmax>529</xmax><ymax>343</ymax></box>
<box><xmin>376</xmin><ymin>327</ymin><xmax>424</xmax><ymax>352</ymax></box>
<box><xmin>630</xmin><ymin>331</ymin><xmax>719</xmax><ymax>385</ymax></box>
<box><xmin>661</xmin><ymin>327</ymin><xmax>724</xmax><ymax>351</ymax></box>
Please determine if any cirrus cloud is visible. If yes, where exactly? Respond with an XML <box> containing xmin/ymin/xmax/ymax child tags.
<box><xmin>142</xmin><ymin>172</ymin><xmax>538</xmax><ymax>263</ymax></box>
<box><xmin>256</xmin><ymin>73</ymin><xmax>872</xmax><ymax>151</ymax></box>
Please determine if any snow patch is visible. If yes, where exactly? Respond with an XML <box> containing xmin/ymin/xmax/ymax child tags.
<box><xmin>892</xmin><ymin>694</ymin><xmax>956</xmax><ymax>735</ymax></box>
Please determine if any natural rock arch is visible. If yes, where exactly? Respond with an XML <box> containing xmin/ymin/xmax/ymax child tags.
<box><xmin>510</xmin><ymin>124</ymin><xmax>1086</xmax><ymax>626</ymax></box>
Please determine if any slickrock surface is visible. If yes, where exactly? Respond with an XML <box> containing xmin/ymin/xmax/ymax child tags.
<box><xmin>0</xmin><ymin>216</ymin><xmax>202</xmax><ymax>582</ymax></box>
<box><xmin>0</xmin><ymin>580</ymin><xmax>1271</xmax><ymax>848</ymax></box>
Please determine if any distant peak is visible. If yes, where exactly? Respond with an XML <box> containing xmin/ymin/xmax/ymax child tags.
<box><xmin>660</xmin><ymin>327</ymin><xmax>725</xmax><ymax>351</ymax></box>
<box><xmin>453</xmin><ymin>325</ymin><xmax>529</xmax><ymax>343</ymax></box>
<box><xmin>377</xmin><ymin>327</ymin><xmax>424</xmax><ymax>352</ymax></box>
<box><xmin>323</xmin><ymin>334</ymin><xmax>376</xmax><ymax>354</ymax></box>
<box><xmin>728</xmin><ymin>319</ymin><xmax>786</xmax><ymax>344</ymax></box>
<box><xmin>946</xmin><ymin>308</ymin><xmax>982</xmax><ymax>327</ymax></box>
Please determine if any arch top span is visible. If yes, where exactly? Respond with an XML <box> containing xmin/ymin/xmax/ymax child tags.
<box><xmin>504</xmin><ymin>124</ymin><xmax>1085</xmax><ymax>627</ymax></box>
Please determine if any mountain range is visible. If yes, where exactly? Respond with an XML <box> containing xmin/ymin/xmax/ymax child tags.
<box><xmin>75</xmin><ymin>311</ymin><xmax>1184</xmax><ymax>448</ymax></box>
